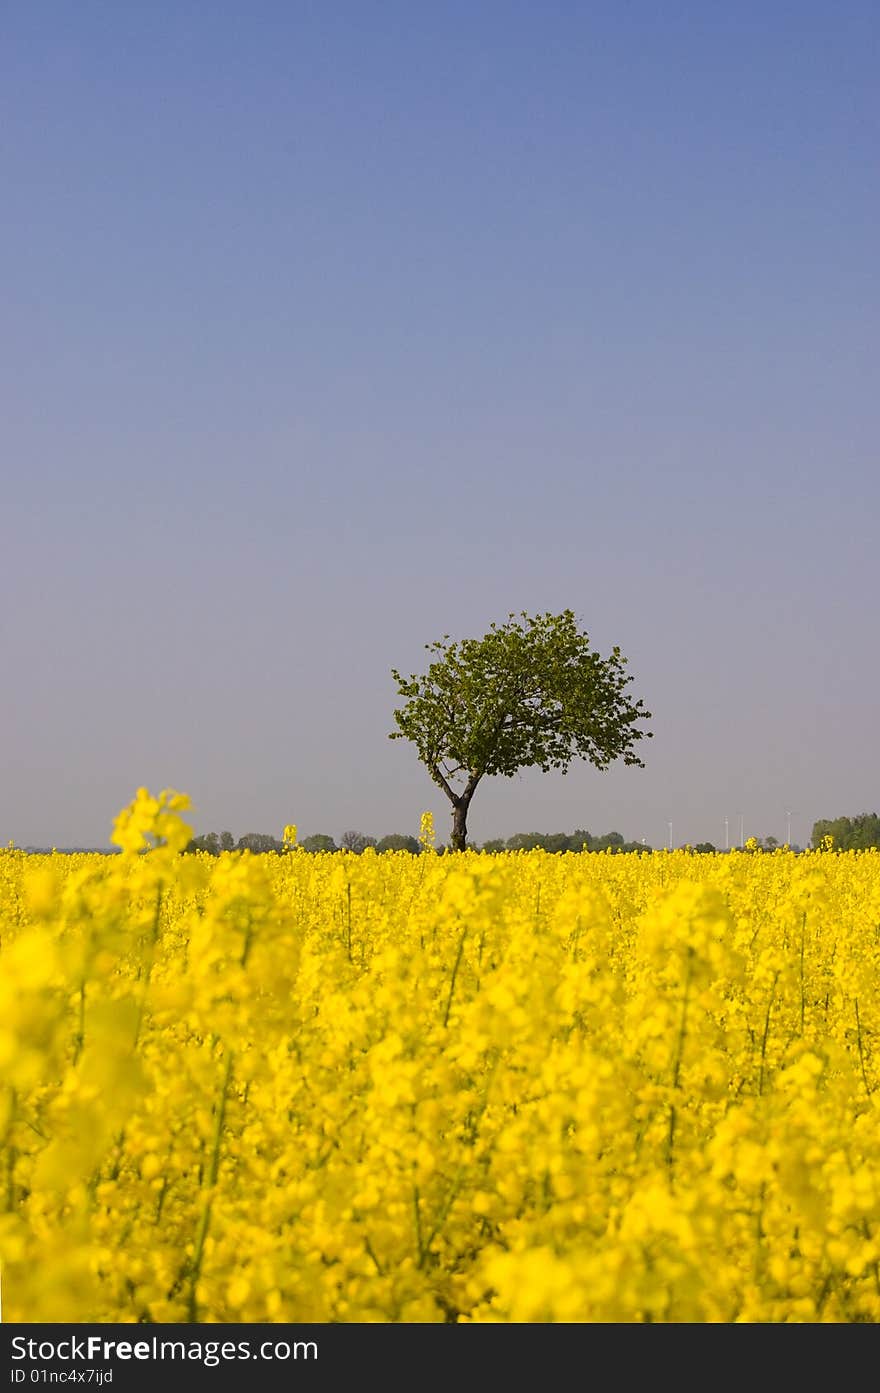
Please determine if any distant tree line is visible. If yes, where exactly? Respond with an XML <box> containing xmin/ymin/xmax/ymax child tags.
<box><xmin>810</xmin><ymin>813</ymin><xmax>880</xmax><ymax>851</ymax></box>
<box><xmin>478</xmin><ymin>830</ymin><xmax>649</xmax><ymax>853</ymax></box>
<box><xmin>184</xmin><ymin>830</ymin><xmax>421</xmax><ymax>855</ymax></box>
<box><xmin>184</xmin><ymin>828</ymin><xmax>649</xmax><ymax>855</ymax></box>
<box><xmin>185</xmin><ymin>831</ymin><xmax>241</xmax><ymax>854</ymax></box>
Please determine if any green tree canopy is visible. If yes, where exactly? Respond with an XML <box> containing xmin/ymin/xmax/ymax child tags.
<box><xmin>391</xmin><ymin>610</ymin><xmax>651</xmax><ymax>850</ymax></box>
<box><xmin>375</xmin><ymin>833</ymin><xmax>420</xmax><ymax>853</ymax></box>
<box><xmin>184</xmin><ymin>832</ymin><xmax>220</xmax><ymax>856</ymax></box>
<box><xmin>237</xmin><ymin>832</ymin><xmax>283</xmax><ymax>854</ymax></box>
<box><xmin>811</xmin><ymin>813</ymin><xmax>880</xmax><ymax>850</ymax></box>
<box><xmin>300</xmin><ymin>833</ymin><xmax>339</xmax><ymax>853</ymax></box>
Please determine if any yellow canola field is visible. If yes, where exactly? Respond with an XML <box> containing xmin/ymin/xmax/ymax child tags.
<box><xmin>2</xmin><ymin>790</ymin><xmax>880</xmax><ymax>1323</ymax></box>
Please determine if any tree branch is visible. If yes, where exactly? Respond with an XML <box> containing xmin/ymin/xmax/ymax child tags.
<box><xmin>462</xmin><ymin>770</ymin><xmax>482</xmax><ymax>804</ymax></box>
<box><xmin>427</xmin><ymin>763</ymin><xmax>456</xmax><ymax>804</ymax></box>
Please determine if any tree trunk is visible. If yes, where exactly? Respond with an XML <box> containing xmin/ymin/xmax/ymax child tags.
<box><xmin>450</xmin><ymin>799</ymin><xmax>470</xmax><ymax>852</ymax></box>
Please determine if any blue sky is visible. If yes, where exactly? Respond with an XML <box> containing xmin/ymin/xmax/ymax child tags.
<box><xmin>2</xmin><ymin>1</ymin><xmax>877</xmax><ymax>849</ymax></box>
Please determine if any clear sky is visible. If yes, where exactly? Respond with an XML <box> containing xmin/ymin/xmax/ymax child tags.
<box><xmin>3</xmin><ymin>2</ymin><xmax>877</xmax><ymax>850</ymax></box>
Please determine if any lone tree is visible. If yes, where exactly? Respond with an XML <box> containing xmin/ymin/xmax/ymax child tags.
<box><xmin>390</xmin><ymin>610</ymin><xmax>652</xmax><ymax>851</ymax></box>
